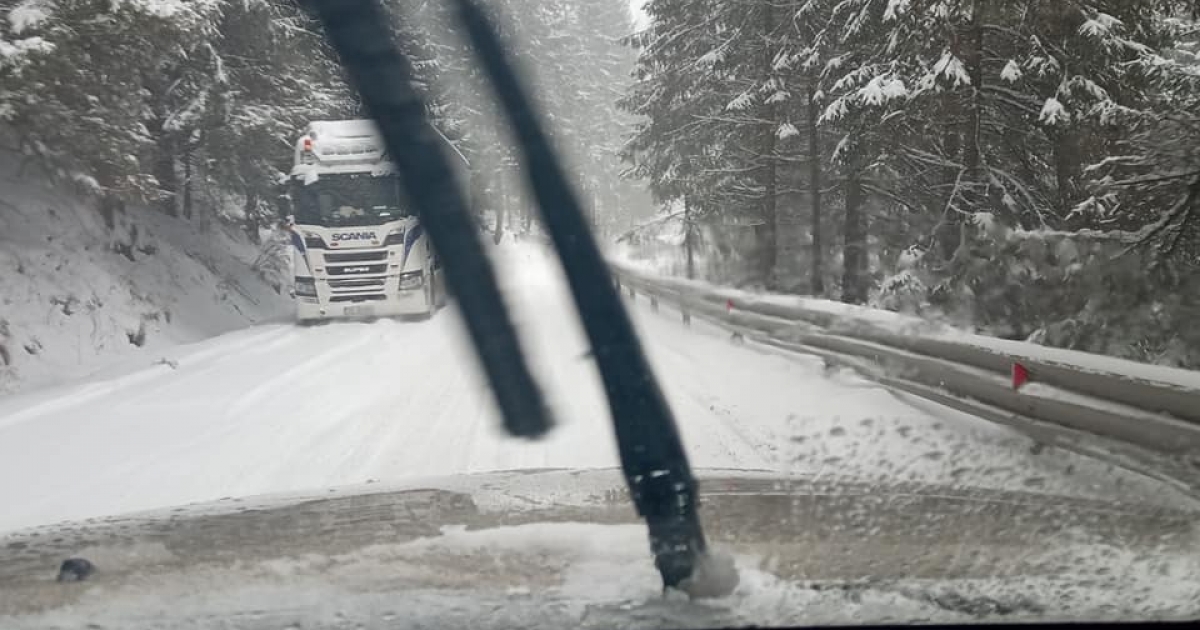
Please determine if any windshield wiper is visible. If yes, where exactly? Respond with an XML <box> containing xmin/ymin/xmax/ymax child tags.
<box><xmin>304</xmin><ymin>0</ymin><xmax>717</xmax><ymax>594</ymax></box>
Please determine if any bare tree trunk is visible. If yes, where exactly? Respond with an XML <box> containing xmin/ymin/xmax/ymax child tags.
<box><xmin>592</xmin><ymin>187</ymin><xmax>602</xmax><ymax>237</ymax></box>
<box><xmin>759</xmin><ymin>144</ymin><xmax>778</xmax><ymax>284</ymax></box>
<box><xmin>244</xmin><ymin>192</ymin><xmax>261</xmax><ymax>244</ymax></box>
<box><xmin>963</xmin><ymin>2</ymin><xmax>983</xmax><ymax>190</ymax></box>
<box><xmin>468</xmin><ymin>168</ymin><xmax>487</xmax><ymax>225</ymax></box>
<box><xmin>684</xmin><ymin>197</ymin><xmax>696</xmax><ymax>280</ymax></box>
<box><xmin>1053</xmin><ymin>130</ymin><xmax>1080</xmax><ymax>217</ymax></box>
<box><xmin>153</xmin><ymin>135</ymin><xmax>178</xmax><ymax>217</ymax></box>
<box><xmin>938</xmin><ymin>91</ymin><xmax>962</xmax><ymax>261</ymax></box>
<box><xmin>759</xmin><ymin>2</ymin><xmax>778</xmax><ymax>286</ymax></box>
<box><xmin>806</xmin><ymin>82</ymin><xmax>825</xmax><ymax>295</ymax></box>
<box><xmin>494</xmin><ymin>169</ymin><xmax>506</xmax><ymax>245</ymax></box>
<box><xmin>937</xmin><ymin>0</ymin><xmax>984</xmax><ymax>261</ymax></box>
<box><xmin>959</xmin><ymin>0</ymin><xmax>985</xmax><ymax>240</ymax></box>
<box><xmin>578</xmin><ymin>176</ymin><xmax>597</xmax><ymax>233</ymax></box>
<box><xmin>841</xmin><ymin>175</ymin><xmax>868</xmax><ymax>304</ymax></box>
<box><xmin>99</xmin><ymin>193</ymin><xmax>121</xmax><ymax>230</ymax></box>
<box><xmin>182</xmin><ymin>146</ymin><xmax>194</xmax><ymax>221</ymax></box>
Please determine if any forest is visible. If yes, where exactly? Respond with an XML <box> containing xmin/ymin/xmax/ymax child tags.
<box><xmin>622</xmin><ymin>0</ymin><xmax>1200</xmax><ymax>366</ymax></box>
<box><xmin>0</xmin><ymin>0</ymin><xmax>648</xmax><ymax>239</ymax></box>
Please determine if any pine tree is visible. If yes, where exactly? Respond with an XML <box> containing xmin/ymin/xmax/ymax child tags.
<box><xmin>623</xmin><ymin>0</ymin><xmax>1200</xmax><ymax>363</ymax></box>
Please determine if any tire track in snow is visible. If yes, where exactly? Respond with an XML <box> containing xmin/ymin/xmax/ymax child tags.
<box><xmin>217</xmin><ymin>322</ymin><xmax>440</xmax><ymax>490</ymax></box>
<box><xmin>635</xmin><ymin>311</ymin><xmax>797</xmax><ymax>471</ymax></box>
<box><xmin>222</xmin><ymin>324</ymin><xmax>386</xmax><ymax>419</ymax></box>
<box><xmin>97</xmin><ymin>326</ymin><xmax>309</xmax><ymax>410</ymax></box>
<box><xmin>0</xmin><ymin>326</ymin><xmax>297</xmax><ymax>430</ymax></box>
<box><xmin>279</xmin><ymin>318</ymin><xmax>468</xmax><ymax>483</ymax></box>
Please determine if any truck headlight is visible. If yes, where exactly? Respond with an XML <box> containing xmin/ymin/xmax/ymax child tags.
<box><xmin>302</xmin><ymin>232</ymin><xmax>327</xmax><ymax>249</ymax></box>
<box><xmin>295</xmin><ymin>277</ymin><xmax>318</xmax><ymax>297</ymax></box>
<box><xmin>383</xmin><ymin>229</ymin><xmax>405</xmax><ymax>246</ymax></box>
<box><xmin>398</xmin><ymin>270</ymin><xmax>424</xmax><ymax>291</ymax></box>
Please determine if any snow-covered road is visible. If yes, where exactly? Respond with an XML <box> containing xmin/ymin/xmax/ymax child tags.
<box><xmin>0</xmin><ymin>242</ymin><xmax>1189</xmax><ymax>533</ymax></box>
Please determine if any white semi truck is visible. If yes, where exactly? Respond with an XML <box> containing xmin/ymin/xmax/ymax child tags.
<box><xmin>281</xmin><ymin>119</ymin><xmax>447</xmax><ymax>323</ymax></box>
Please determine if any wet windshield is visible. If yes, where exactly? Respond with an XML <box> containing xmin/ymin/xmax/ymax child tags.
<box><xmin>291</xmin><ymin>174</ymin><xmax>409</xmax><ymax>227</ymax></box>
<box><xmin>1</xmin><ymin>0</ymin><xmax>1199</xmax><ymax>628</ymax></box>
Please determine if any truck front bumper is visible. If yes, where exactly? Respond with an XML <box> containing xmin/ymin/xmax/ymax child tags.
<box><xmin>296</xmin><ymin>288</ymin><xmax>429</xmax><ymax>322</ymax></box>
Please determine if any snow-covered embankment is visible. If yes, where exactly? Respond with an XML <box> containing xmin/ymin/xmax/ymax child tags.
<box><xmin>0</xmin><ymin>151</ymin><xmax>290</xmax><ymax>394</ymax></box>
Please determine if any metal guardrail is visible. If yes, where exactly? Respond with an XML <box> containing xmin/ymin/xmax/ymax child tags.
<box><xmin>610</xmin><ymin>261</ymin><xmax>1200</xmax><ymax>465</ymax></box>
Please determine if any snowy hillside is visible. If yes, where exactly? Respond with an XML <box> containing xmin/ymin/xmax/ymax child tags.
<box><xmin>0</xmin><ymin>151</ymin><xmax>291</xmax><ymax>395</ymax></box>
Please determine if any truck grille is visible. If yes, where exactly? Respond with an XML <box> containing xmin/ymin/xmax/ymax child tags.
<box><xmin>325</xmin><ymin>251</ymin><xmax>387</xmax><ymax>263</ymax></box>
<box><xmin>322</xmin><ymin>251</ymin><xmax>390</xmax><ymax>304</ymax></box>
<box><xmin>328</xmin><ymin>278</ymin><xmax>387</xmax><ymax>291</ymax></box>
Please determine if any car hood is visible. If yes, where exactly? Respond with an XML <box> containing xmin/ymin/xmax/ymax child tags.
<box><xmin>1</xmin><ymin>468</ymin><xmax>1197</xmax><ymax>629</ymax></box>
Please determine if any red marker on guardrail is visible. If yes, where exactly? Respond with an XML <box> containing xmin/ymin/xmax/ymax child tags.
<box><xmin>1012</xmin><ymin>362</ymin><xmax>1030</xmax><ymax>390</ymax></box>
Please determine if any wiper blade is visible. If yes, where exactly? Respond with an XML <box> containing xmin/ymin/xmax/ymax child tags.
<box><xmin>305</xmin><ymin>0</ymin><xmax>714</xmax><ymax>593</ymax></box>
<box><xmin>302</xmin><ymin>0</ymin><xmax>550</xmax><ymax>440</ymax></box>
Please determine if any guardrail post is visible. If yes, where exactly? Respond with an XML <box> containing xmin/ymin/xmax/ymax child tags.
<box><xmin>681</xmin><ymin>308</ymin><xmax>691</xmax><ymax>325</ymax></box>
<box><xmin>627</xmin><ymin>286</ymin><xmax>636</xmax><ymax>300</ymax></box>
<box><xmin>650</xmin><ymin>296</ymin><xmax>659</xmax><ymax>312</ymax></box>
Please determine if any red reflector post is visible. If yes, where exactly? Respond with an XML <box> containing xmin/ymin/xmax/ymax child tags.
<box><xmin>1012</xmin><ymin>362</ymin><xmax>1030</xmax><ymax>390</ymax></box>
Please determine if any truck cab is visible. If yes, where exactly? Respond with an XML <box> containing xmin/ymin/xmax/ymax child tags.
<box><xmin>282</xmin><ymin>119</ymin><xmax>446</xmax><ymax>323</ymax></box>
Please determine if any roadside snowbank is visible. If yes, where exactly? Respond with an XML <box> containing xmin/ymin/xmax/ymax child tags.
<box><xmin>0</xmin><ymin>151</ymin><xmax>290</xmax><ymax>395</ymax></box>
<box><xmin>608</xmin><ymin>253</ymin><xmax>1200</xmax><ymax>392</ymax></box>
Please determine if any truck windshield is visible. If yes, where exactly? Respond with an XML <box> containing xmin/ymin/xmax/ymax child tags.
<box><xmin>291</xmin><ymin>173</ymin><xmax>410</xmax><ymax>227</ymax></box>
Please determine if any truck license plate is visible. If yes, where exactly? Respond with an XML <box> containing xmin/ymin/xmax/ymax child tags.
<box><xmin>345</xmin><ymin>305</ymin><xmax>375</xmax><ymax>317</ymax></box>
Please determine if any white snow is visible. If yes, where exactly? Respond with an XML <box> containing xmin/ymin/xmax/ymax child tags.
<box><xmin>1000</xmin><ymin>59</ymin><xmax>1023</xmax><ymax>82</ymax></box>
<box><xmin>1040</xmin><ymin>97</ymin><xmax>1070</xmax><ymax>126</ymax></box>
<box><xmin>883</xmin><ymin>0</ymin><xmax>910</xmax><ymax>21</ymax></box>
<box><xmin>0</xmin><ymin>150</ymin><xmax>291</xmax><ymax>395</ymax></box>
<box><xmin>765</xmin><ymin>90</ymin><xmax>790</xmax><ymax>105</ymax></box>
<box><xmin>897</xmin><ymin>245</ymin><xmax>924</xmax><ymax>268</ymax></box>
<box><xmin>820</xmin><ymin>96</ymin><xmax>849</xmax><ymax>123</ymax></box>
<box><xmin>117</xmin><ymin>0</ymin><xmax>218</xmax><ymax>21</ymax></box>
<box><xmin>0</xmin><ymin>242</ymin><xmax>1190</xmax><ymax>534</ymax></box>
<box><xmin>605</xmin><ymin>255</ymin><xmax>1200</xmax><ymax>392</ymax></box>
<box><xmin>7</xmin><ymin>0</ymin><xmax>52</xmax><ymax>35</ymax></box>
<box><xmin>857</xmin><ymin>74</ymin><xmax>908</xmax><ymax>105</ymax></box>
<box><xmin>931</xmin><ymin>51</ymin><xmax>971</xmax><ymax>87</ymax></box>
<box><xmin>308</xmin><ymin>118</ymin><xmax>382</xmax><ymax>141</ymax></box>
<box><xmin>1027</xmin><ymin>55</ymin><xmax>1060</xmax><ymax>76</ymax></box>
<box><xmin>0</xmin><ymin>34</ymin><xmax>51</xmax><ymax>59</ymax></box>
<box><xmin>1080</xmin><ymin>13</ymin><xmax>1122</xmax><ymax>38</ymax></box>
<box><xmin>726</xmin><ymin>92</ymin><xmax>753</xmax><ymax>111</ymax></box>
<box><xmin>970</xmin><ymin>211</ymin><xmax>997</xmax><ymax>232</ymax></box>
<box><xmin>698</xmin><ymin>47</ymin><xmax>724</xmax><ymax>67</ymax></box>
